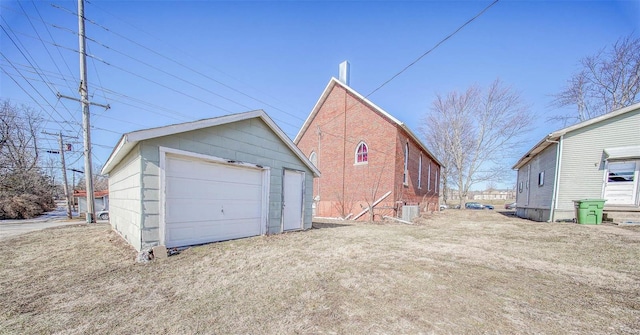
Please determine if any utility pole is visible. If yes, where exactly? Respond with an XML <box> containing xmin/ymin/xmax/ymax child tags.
<box><xmin>78</xmin><ymin>0</ymin><xmax>95</xmax><ymax>223</ymax></box>
<box><xmin>43</xmin><ymin>131</ymin><xmax>77</xmax><ymax>219</ymax></box>
<box><xmin>68</xmin><ymin>168</ymin><xmax>84</xmax><ymax>212</ymax></box>
<box><xmin>56</xmin><ymin>0</ymin><xmax>109</xmax><ymax>223</ymax></box>
<box><xmin>58</xmin><ymin>132</ymin><xmax>72</xmax><ymax>219</ymax></box>
<box><xmin>54</xmin><ymin>0</ymin><xmax>108</xmax><ymax>222</ymax></box>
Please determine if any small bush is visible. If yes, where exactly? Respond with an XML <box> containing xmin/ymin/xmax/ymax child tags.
<box><xmin>0</xmin><ymin>194</ymin><xmax>53</xmax><ymax>219</ymax></box>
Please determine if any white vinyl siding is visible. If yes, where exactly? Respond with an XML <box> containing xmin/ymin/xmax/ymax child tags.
<box><xmin>557</xmin><ymin>109</ymin><xmax>640</xmax><ymax>211</ymax></box>
<box><xmin>517</xmin><ymin>144</ymin><xmax>557</xmax><ymax>209</ymax></box>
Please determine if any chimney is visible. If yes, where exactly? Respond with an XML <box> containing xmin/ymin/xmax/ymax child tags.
<box><xmin>339</xmin><ymin>61</ymin><xmax>350</xmax><ymax>86</ymax></box>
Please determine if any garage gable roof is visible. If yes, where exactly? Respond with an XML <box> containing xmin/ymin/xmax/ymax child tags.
<box><xmin>512</xmin><ymin>101</ymin><xmax>640</xmax><ymax>170</ymax></box>
<box><xmin>101</xmin><ymin>110</ymin><xmax>321</xmax><ymax>176</ymax></box>
<box><xmin>294</xmin><ymin>77</ymin><xmax>443</xmax><ymax>167</ymax></box>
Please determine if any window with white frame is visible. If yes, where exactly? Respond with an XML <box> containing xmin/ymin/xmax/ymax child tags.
<box><xmin>538</xmin><ymin>171</ymin><xmax>544</xmax><ymax>186</ymax></box>
<box><xmin>435</xmin><ymin>168</ymin><xmax>438</xmax><ymax>192</ymax></box>
<box><xmin>355</xmin><ymin>142</ymin><xmax>368</xmax><ymax>164</ymax></box>
<box><xmin>427</xmin><ymin>162</ymin><xmax>432</xmax><ymax>191</ymax></box>
<box><xmin>403</xmin><ymin>142</ymin><xmax>409</xmax><ymax>185</ymax></box>
<box><xmin>309</xmin><ymin>151</ymin><xmax>317</xmax><ymax>167</ymax></box>
<box><xmin>418</xmin><ymin>155</ymin><xmax>422</xmax><ymax>189</ymax></box>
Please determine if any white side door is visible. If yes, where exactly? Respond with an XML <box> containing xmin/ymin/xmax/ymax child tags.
<box><xmin>282</xmin><ymin>170</ymin><xmax>304</xmax><ymax>231</ymax></box>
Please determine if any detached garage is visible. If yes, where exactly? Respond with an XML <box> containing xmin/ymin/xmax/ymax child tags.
<box><xmin>101</xmin><ymin>110</ymin><xmax>320</xmax><ymax>252</ymax></box>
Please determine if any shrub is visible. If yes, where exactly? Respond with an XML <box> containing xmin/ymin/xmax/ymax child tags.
<box><xmin>0</xmin><ymin>194</ymin><xmax>53</xmax><ymax>219</ymax></box>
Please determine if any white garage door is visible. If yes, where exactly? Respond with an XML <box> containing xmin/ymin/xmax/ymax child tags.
<box><xmin>163</xmin><ymin>154</ymin><xmax>265</xmax><ymax>248</ymax></box>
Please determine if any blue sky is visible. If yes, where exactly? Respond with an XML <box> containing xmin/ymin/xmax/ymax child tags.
<box><xmin>1</xmin><ymin>0</ymin><xmax>639</xmax><ymax>188</ymax></box>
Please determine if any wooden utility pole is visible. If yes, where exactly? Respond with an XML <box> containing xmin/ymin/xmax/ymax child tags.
<box><xmin>43</xmin><ymin>131</ymin><xmax>77</xmax><ymax>219</ymax></box>
<box><xmin>56</xmin><ymin>0</ymin><xmax>108</xmax><ymax>222</ymax></box>
<box><xmin>78</xmin><ymin>0</ymin><xmax>95</xmax><ymax>223</ymax></box>
<box><xmin>58</xmin><ymin>132</ymin><xmax>72</xmax><ymax>219</ymax></box>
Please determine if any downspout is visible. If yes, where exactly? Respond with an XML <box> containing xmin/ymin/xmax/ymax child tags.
<box><xmin>548</xmin><ymin>136</ymin><xmax>563</xmax><ymax>222</ymax></box>
<box><xmin>317</xmin><ymin>126</ymin><xmax>321</xmax><ymax>202</ymax></box>
<box><xmin>342</xmin><ymin>88</ymin><xmax>347</xmax><ymax>216</ymax></box>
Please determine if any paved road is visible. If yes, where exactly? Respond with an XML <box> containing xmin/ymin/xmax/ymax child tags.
<box><xmin>0</xmin><ymin>204</ymin><xmax>94</xmax><ymax>240</ymax></box>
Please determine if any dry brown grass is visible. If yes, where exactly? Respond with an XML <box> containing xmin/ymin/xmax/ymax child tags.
<box><xmin>1</xmin><ymin>210</ymin><xmax>639</xmax><ymax>334</ymax></box>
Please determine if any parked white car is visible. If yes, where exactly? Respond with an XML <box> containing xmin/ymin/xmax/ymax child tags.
<box><xmin>96</xmin><ymin>210</ymin><xmax>109</xmax><ymax>220</ymax></box>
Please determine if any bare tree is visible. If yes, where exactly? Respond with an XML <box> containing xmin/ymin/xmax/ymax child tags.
<box><xmin>76</xmin><ymin>164</ymin><xmax>109</xmax><ymax>191</ymax></box>
<box><xmin>553</xmin><ymin>34</ymin><xmax>640</xmax><ymax>123</ymax></box>
<box><xmin>0</xmin><ymin>100</ymin><xmax>55</xmax><ymax>219</ymax></box>
<box><xmin>332</xmin><ymin>191</ymin><xmax>354</xmax><ymax>219</ymax></box>
<box><xmin>359</xmin><ymin>157</ymin><xmax>390</xmax><ymax>222</ymax></box>
<box><xmin>421</xmin><ymin>79</ymin><xmax>532</xmax><ymax>208</ymax></box>
<box><xmin>419</xmin><ymin>126</ymin><xmax>453</xmax><ymax>204</ymax></box>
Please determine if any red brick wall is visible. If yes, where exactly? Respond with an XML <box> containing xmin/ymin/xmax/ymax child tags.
<box><xmin>296</xmin><ymin>81</ymin><xmax>440</xmax><ymax>219</ymax></box>
<box><xmin>394</xmin><ymin>131</ymin><xmax>441</xmax><ymax>213</ymax></box>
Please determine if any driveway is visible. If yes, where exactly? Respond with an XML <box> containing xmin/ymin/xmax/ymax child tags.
<box><xmin>0</xmin><ymin>203</ymin><xmax>84</xmax><ymax>240</ymax></box>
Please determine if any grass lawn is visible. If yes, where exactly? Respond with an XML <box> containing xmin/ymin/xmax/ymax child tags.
<box><xmin>1</xmin><ymin>210</ymin><xmax>639</xmax><ymax>334</ymax></box>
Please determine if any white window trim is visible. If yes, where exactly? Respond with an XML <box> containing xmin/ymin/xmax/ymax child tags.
<box><xmin>403</xmin><ymin>142</ymin><xmax>409</xmax><ymax>186</ymax></box>
<box><xmin>354</xmin><ymin>141</ymin><xmax>368</xmax><ymax>165</ymax></box>
<box><xmin>309</xmin><ymin>151</ymin><xmax>317</xmax><ymax>167</ymax></box>
<box><xmin>418</xmin><ymin>155</ymin><xmax>422</xmax><ymax>189</ymax></box>
<box><xmin>427</xmin><ymin>162</ymin><xmax>432</xmax><ymax>191</ymax></box>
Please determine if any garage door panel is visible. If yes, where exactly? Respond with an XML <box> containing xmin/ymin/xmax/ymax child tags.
<box><xmin>167</xmin><ymin>157</ymin><xmax>262</xmax><ymax>183</ymax></box>
<box><xmin>165</xmin><ymin>198</ymin><xmax>262</xmax><ymax>222</ymax></box>
<box><xmin>166</xmin><ymin>177</ymin><xmax>262</xmax><ymax>201</ymax></box>
<box><xmin>166</xmin><ymin>217</ymin><xmax>261</xmax><ymax>248</ymax></box>
<box><xmin>167</xmin><ymin>169</ymin><xmax>262</xmax><ymax>186</ymax></box>
<box><xmin>164</xmin><ymin>155</ymin><xmax>265</xmax><ymax>248</ymax></box>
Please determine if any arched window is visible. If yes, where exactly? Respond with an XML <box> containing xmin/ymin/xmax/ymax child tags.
<box><xmin>309</xmin><ymin>151</ymin><xmax>317</xmax><ymax>167</ymax></box>
<box><xmin>355</xmin><ymin>142</ymin><xmax>368</xmax><ymax>164</ymax></box>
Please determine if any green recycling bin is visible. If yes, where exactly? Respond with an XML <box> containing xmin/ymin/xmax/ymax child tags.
<box><xmin>573</xmin><ymin>199</ymin><xmax>606</xmax><ymax>224</ymax></box>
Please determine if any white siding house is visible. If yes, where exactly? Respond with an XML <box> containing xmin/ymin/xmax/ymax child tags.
<box><xmin>101</xmin><ymin>110</ymin><xmax>320</xmax><ymax>252</ymax></box>
<box><xmin>513</xmin><ymin>102</ymin><xmax>640</xmax><ymax>222</ymax></box>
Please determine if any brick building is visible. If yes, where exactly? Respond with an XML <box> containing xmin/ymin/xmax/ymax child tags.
<box><xmin>294</xmin><ymin>74</ymin><xmax>442</xmax><ymax>220</ymax></box>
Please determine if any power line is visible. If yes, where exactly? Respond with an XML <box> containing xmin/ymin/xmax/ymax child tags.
<box><xmin>1</xmin><ymin>21</ymin><xmax>80</xmax><ymax>126</ymax></box>
<box><xmin>30</xmin><ymin>0</ymin><xmax>77</xmax><ymax>87</ymax></box>
<box><xmin>84</xmin><ymin>34</ymin><xmax>255</xmax><ymax>111</ymax></box>
<box><xmin>367</xmin><ymin>0</ymin><xmax>500</xmax><ymax>97</ymax></box>
<box><xmin>84</xmin><ymin>0</ymin><xmax>307</xmax><ymax>122</ymax></box>
<box><xmin>18</xmin><ymin>0</ymin><xmax>75</xmax><ymax>94</ymax></box>
<box><xmin>1</xmin><ymin>56</ymin><xmax>75</xmax><ymax>134</ymax></box>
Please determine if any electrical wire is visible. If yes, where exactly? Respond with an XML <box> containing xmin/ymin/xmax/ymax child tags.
<box><xmin>1</xmin><ymin>57</ymin><xmax>75</xmax><ymax>133</ymax></box>
<box><xmin>31</xmin><ymin>0</ymin><xmax>77</xmax><ymax>89</ymax></box>
<box><xmin>367</xmin><ymin>0</ymin><xmax>500</xmax><ymax>97</ymax></box>
<box><xmin>18</xmin><ymin>0</ymin><xmax>75</xmax><ymax>94</ymax></box>
<box><xmin>84</xmin><ymin>0</ymin><xmax>306</xmax><ymax>122</ymax></box>
<box><xmin>1</xmin><ymin>21</ymin><xmax>80</xmax><ymax>126</ymax></box>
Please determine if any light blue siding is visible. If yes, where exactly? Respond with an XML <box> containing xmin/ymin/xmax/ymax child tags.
<box><xmin>136</xmin><ymin>118</ymin><xmax>314</xmax><ymax>248</ymax></box>
<box><xmin>107</xmin><ymin>144</ymin><xmax>143</xmax><ymax>251</ymax></box>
